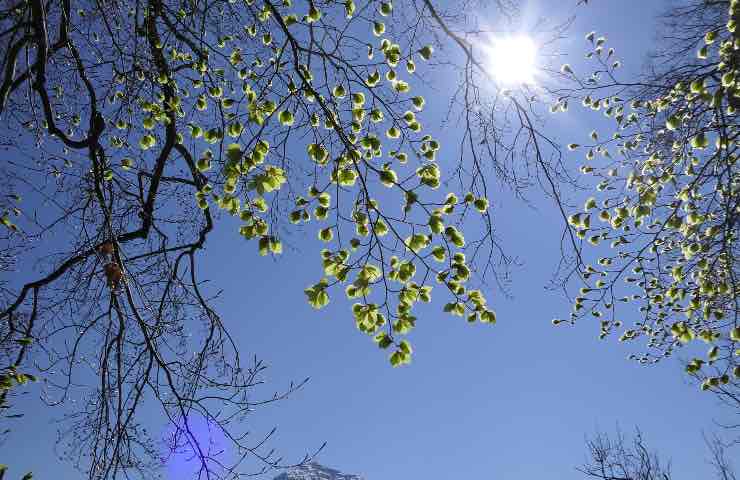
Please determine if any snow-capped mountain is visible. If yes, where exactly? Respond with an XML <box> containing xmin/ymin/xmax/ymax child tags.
<box><xmin>273</xmin><ymin>463</ymin><xmax>364</xmax><ymax>480</ymax></box>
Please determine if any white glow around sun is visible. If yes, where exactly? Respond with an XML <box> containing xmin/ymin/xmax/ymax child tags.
<box><xmin>486</xmin><ymin>35</ymin><xmax>537</xmax><ymax>85</ymax></box>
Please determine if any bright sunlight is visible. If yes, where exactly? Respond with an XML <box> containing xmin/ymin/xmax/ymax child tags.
<box><xmin>485</xmin><ymin>35</ymin><xmax>537</xmax><ymax>85</ymax></box>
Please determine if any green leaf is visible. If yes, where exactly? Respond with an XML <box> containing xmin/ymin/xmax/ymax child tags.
<box><xmin>379</xmin><ymin>169</ymin><xmax>397</xmax><ymax>187</ymax></box>
<box><xmin>139</xmin><ymin>134</ymin><xmax>156</xmax><ymax>150</ymax></box>
<box><xmin>279</xmin><ymin>110</ymin><xmax>295</xmax><ymax>126</ymax></box>
<box><xmin>375</xmin><ymin>333</ymin><xmax>393</xmax><ymax>349</ymax></box>
<box><xmin>665</xmin><ymin>115</ymin><xmax>680</xmax><ymax>131</ymax></box>
<box><xmin>373</xmin><ymin>21</ymin><xmax>386</xmax><ymax>36</ymax></box>
<box><xmin>431</xmin><ymin>245</ymin><xmax>446</xmax><ymax>262</ymax></box>
<box><xmin>480</xmin><ymin>309</ymin><xmax>496</xmax><ymax>324</ymax></box>
<box><xmin>226</xmin><ymin>143</ymin><xmax>243</xmax><ymax>162</ymax></box>
<box><xmin>730</xmin><ymin>327</ymin><xmax>740</xmax><ymax>341</ymax></box>
<box><xmin>345</xmin><ymin>0</ymin><xmax>356</xmax><ymax>18</ymax></box>
<box><xmin>304</xmin><ymin>282</ymin><xmax>329</xmax><ymax>309</ymax></box>
<box><xmin>318</xmin><ymin>227</ymin><xmax>334</xmax><ymax>242</ymax></box>
<box><xmin>307</xmin><ymin>5</ymin><xmax>322</xmax><ymax>22</ymax></box>
<box><xmin>473</xmin><ymin>198</ymin><xmax>488</xmax><ymax>213</ymax></box>
<box><xmin>691</xmin><ymin>132</ymin><xmax>709</xmax><ymax>149</ymax></box>
<box><xmin>332</xmin><ymin>84</ymin><xmax>346</xmax><ymax>98</ymax></box>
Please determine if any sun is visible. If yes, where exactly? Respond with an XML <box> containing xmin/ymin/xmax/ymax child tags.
<box><xmin>485</xmin><ymin>35</ymin><xmax>537</xmax><ymax>86</ymax></box>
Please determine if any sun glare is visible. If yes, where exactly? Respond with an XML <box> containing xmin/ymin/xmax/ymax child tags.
<box><xmin>486</xmin><ymin>35</ymin><xmax>537</xmax><ymax>86</ymax></box>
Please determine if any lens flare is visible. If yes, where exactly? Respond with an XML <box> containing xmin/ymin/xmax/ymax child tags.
<box><xmin>163</xmin><ymin>413</ymin><xmax>229</xmax><ymax>480</ymax></box>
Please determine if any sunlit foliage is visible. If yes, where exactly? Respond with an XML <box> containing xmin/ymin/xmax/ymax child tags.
<box><xmin>0</xmin><ymin>0</ymin><xmax>514</xmax><ymax>477</ymax></box>
<box><xmin>554</xmin><ymin>1</ymin><xmax>739</xmax><ymax>396</ymax></box>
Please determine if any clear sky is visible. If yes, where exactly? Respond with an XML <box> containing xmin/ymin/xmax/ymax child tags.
<box><xmin>3</xmin><ymin>1</ymin><xmax>734</xmax><ymax>479</ymax></box>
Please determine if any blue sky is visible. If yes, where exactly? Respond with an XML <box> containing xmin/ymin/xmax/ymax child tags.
<box><xmin>3</xmin><ymin>1</ymin><xmax>735</xmax><ymax>479</ymax></box>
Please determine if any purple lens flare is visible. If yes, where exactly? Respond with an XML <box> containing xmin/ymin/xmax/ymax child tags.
<box><xmin>163</xmin><ymin>411</ymin><xmax>230</xmax><ymax>480</ymax></box>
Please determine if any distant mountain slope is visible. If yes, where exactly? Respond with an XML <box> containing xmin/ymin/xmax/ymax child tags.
<box><xmin>273</xmin><ymin>463</ymin><xmax>364</xmax><ymax>480</ymax></box>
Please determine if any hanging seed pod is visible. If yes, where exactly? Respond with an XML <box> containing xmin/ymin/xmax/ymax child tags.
<box><xmin>99</xmin><ymin>241</ymin><xmax>114</xmax><ymax>256</ymax></box>
<box><xmin>104</xmin><ymin>262</ymin><xmax>123</xmax><ymax>288</ymax></box>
